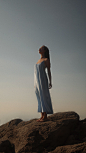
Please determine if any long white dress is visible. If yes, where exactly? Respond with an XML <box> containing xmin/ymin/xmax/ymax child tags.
<box><xmin>34</xmin><ymin>60</ymin><xmax>53</xmax><ymax>114</ymax></box>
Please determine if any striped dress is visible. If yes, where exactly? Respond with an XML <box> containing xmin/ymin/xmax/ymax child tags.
<box><xmin>34</xmin><ymin>60</ymin><xmax>53</xmax><ymax>114</ymax></box>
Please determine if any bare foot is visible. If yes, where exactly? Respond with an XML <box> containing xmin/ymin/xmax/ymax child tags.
<box><xmin>37</xmin><ymin>117</ymin><xmax>43</xmax><ymax>122</ymax></box>
<box><xmin>38</xmin><ymin>117</ymin><xmax>48</xmax><ymax>122</ymax></box>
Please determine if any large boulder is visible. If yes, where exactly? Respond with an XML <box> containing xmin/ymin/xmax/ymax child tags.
<box><xmin>49</xmin><ymin>142</ymin><xmax>86</xmax><ymax>153</ymax></box>
<box><xmin>0</xmin><ymin>111</ymin><xmax>85</xmax><ymax>153</ymax></box>
<box><xmin>0</xmin><ymin>140</ymin><xmax>15</xmax><ymax>153</ymax></box>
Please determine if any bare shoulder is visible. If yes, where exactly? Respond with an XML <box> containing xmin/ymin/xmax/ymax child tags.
<box><xmin>45</xmin><ymin>58</ymin><xmax>51</xmax><ymax>68</ymax></box>
<box><xmin>36</xmin><ymin>59</ymin><xmax>42</xmax><ymax>64</ymax></box>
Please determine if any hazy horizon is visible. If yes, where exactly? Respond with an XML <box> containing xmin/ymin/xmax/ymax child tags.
<box><xmin>0</xmin><ymin>0</ymin><xmax>86</xmax><ymax>126</ymax></box>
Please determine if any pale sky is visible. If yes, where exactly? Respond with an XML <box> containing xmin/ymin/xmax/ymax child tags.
<box><xmin>0</xmin><ymin>0</ymin><xmax>86</xmax><ymax>125</ymax></box>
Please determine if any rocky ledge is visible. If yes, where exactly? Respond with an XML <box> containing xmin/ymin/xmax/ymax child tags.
<box><xmin>0</xmin><ymin>111</ymin><xmax>86</xmax><ymax>153</ymax></box>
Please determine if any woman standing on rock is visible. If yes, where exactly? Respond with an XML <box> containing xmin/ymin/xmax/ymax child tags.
<box><xmin>34</xmin><ymin>45</ymin><xmax>53</xmax><ymax>122</ymax></box>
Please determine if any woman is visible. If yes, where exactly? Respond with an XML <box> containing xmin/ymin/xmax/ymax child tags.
<box><xmin>34</xmin><ymin>45</ymin><xmax>53</xmax><ymax>122</ymax></box>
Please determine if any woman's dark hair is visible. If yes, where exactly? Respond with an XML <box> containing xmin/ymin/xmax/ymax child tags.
<box><xmin>42</xmin><ymin>45</ymin><xmax>50</xmax><ymax>60</ymax></box>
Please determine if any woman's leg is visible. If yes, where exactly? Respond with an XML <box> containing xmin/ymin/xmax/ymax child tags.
<box><xmin>37</xmin><ymin>112</ymin><xmax>47</xmax><ymax>122</ymax></box>
<box><xmin>44</xmin><ymin>112</ymin><xmax>47</xmax><ymax>119</ymax></box>
<box><xmin>42</xmin><ymin>112</ymin><xmax>47</xmax><ymax>119</ymax></box>
<box><xmin>38</xmin><ymin>112</ymin><xmax>47</xmax><ymax>122</ymax></box>
<box><xmin>37</xmin><ymin>112</ymin><xmax>44</xmax><ymax>122</ymax></box>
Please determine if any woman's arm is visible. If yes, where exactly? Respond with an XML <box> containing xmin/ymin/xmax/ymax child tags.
<box><xmin>46</xmin><ymin>59</ymin><xmax>52</xmax><ymax>89</ymax></box>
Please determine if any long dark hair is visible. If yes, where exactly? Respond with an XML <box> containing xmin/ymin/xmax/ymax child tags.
<box><xmin>42</xmin><ymin>45</ymin><xmax>50</xmax><ymax>61</ymax></box>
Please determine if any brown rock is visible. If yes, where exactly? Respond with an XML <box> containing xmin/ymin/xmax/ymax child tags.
<box><xmin>0</xmin><ymin>111</ymin><xmax>85</xmax><ymax>153</ymax></box>
<box><xmin>65</xmin><ymin>117</ymin><xmax>86</xmax><ymax>145</ymax></box>
<box><xmin>0</xmin><ymin>140</ymin><xmax>15</xmax><ymax>153</ymax></box>
<box><xmin>49</xmin><ymin>142</ymin><xmax>86</xmax><ymax>153</ymax></box>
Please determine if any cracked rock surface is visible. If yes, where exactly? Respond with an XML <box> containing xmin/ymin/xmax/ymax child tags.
<box><xmin>0</xmin><ymin>111</ymin><xmax>86</xmax><ymax>153</ymax></box>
